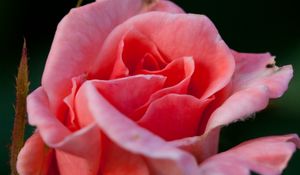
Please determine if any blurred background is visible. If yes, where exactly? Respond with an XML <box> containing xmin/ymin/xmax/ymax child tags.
<box><xmin>0</xmin><ymin>0</ymin><xmax>299</xmax><ymax>174</ymax></box>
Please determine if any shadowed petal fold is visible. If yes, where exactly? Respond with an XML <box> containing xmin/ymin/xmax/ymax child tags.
<box><xmin>170</xmin><ymin>127</ymin><xmax>220</xmax><ymax>163</ymax></box>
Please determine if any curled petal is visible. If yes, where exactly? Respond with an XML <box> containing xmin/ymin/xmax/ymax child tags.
<box><xmin>138</xmin><ymin>94</ymin><xmax>212</xmax><ymax>140</ymax></box>
<box><xmin>75</xmin><ymin>74</ymin><xmax>166</xmax><ymax>126</ymax></box>
<box><xmin>17</xmin><ymin>132</ymin><xmax>58</xmax><ymax>175</ymax></box>
<box><xmin>42</xmin><ymin>0</ymin><xmax>182</xmax><ymax>114</ymax></box>
<box><xmin>206</xmin><ymin>85</ymin><xmax>270</xmax><ymax>131</ymax></box>
<box><xmin>205</xmin><ymin>52</ymin><xmax>293</xmax><ymax>132</ymax></box>
<box><xmin>143</xmin><ymin>56</ymin><xmax>195</xmax><ymax>95</ymax></box>
<box><xmin>110</xmin><ymin>29</ymin><xmax>168</xmax><ymax>78</ymax></box>
<box><xmin>92</xmin><ymin>12</ymin><xmax>235</xmax><ymax>99</ymax></box>
<box><xmin>170</xmin><ymin>127</ymin><xmax>220</xmax><ymax>163</ymax></box>
<box><xmin>76</xmin><ymin>81</ymin><xmax>199</xmax><ymax>175</ymax></box>
<box><xmin>27</xmin><ymin>88</ymin><xmax>101</xmax><ymax>174</ymax></box>
<box><xmin>93</xmin><ymin>75</ymin><xmax>165</xmax><ymax>116</ymax></box>
<box><xmin>27</xmin><ymin>88</ymin><xmax>70</xmax><ymax>144</ymax></box>
<box><xmin>198</xmin><ymin>134</ymin><xmax>300</xmax><ymax>175</ymax></box>
<box><xmin>123</xmin><ymin>56</ymin><xmax>196</xmax><ymax>120</ymax></box>
<box><xmin>63</xmin><ymin>75</ymin><xmax>87</xmax><ymax>131</ymax></box>
<box><xmin>232</xmin><ymin>51</ymin><xmax>293</xmax><ymax>98</ymax></box>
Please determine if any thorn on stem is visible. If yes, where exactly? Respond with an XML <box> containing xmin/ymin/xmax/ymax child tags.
<box><xmin>10</xmin><ymin>39</ymin><xmax>29</xmax><ymax>175</ymax></box>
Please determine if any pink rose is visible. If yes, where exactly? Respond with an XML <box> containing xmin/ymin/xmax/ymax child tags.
<box><xmin>17</xmin><ymin>0</ymin><xmax>299</xmax><ymax>175</ymax></box>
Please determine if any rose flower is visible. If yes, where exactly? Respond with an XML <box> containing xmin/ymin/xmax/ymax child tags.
<box><xmin>17</xmin><ymin>0</ymin><xmax>299</xmax><ymax>175</ymax></box>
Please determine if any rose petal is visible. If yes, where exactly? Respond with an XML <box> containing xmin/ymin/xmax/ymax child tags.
<box><xmin>206</xmin><ymin>85</ymin><xmax>269</xmax><ymax>132</ymax></box>
<box><xmin>56</xmin><ymin>148</ymin><xmax>99</xmax><ymax>175</ymax></box>
<box><xmin>170</xmin><ymin>127</ymin><xmax>220</xmax><ymax>163</ymax></box>
<box><xmin>131</xmin><ymin>57</ymin><xmax>196</xmax><ymax>120</ymax></box>
<box><xmin>110</xmin><ymin>29</ymin><xmax>169</xmax><ymax>79</ymax></box>
<box><xmin>42</xmin><ymin>0</ymin><xmax>182</xmax><ymax>114</ymax></box>
<box><xmin>75</xmin><ymin>74</ymin><xmax>166</xmax><ymax>126</ymax></box>
<box><xmin>27</xmin><ymin>88</ymin><xmax>70</xmax><ymax>144</ymax></box>
<box><xmin>205</xmin><ymin>52</ymin><xmax>293</xmax><ymax>132</ymax></box>
<box><xmin>76</xmin><ymin>81</ymin><xmax>199</xmax><ymax>175</ymax></box>
<box><xmin>232</xmin><ymin>51</ymin><xmax>293</xmax><ymax>98</ymax></box>
<box><xmin>141</xmin><ymin>56</ymin><xmax>195</xmax><ymax>92</ymax></box>
<box><xmin>198</xmin><ymin>82</ymin><xmax>232</xmax><ymax>134</ymax></box>
<box><xmin>138</xmin><ymin>94</ymin><xmax>212</xmax><ymax>140</ymax></box>
<box><xmin>63</xmin><ymin>75</ymin><xmax>87</xmax><ymax>131</ymax></box>
<box><xmin>101</xmin><ymin>137</ymin><xmax>149</xmax><ymax>175</ymax></box>
<box><xmin>198</xmin><ymin>134</ymin><xmax>300</xmax><ymax>175</ymax></box>
<box><xmin>94</xmin><ymin>75</ymin><xmax>166</xmax><ymax>116</ymax></box>
<box><xmin>92</xmin><ymin>12</ymin><xmax>235</xmax><ymax>100</ymax></box>
<box><xmin>27</xmin><ymin>88</ymin><xmax>101</xmax><ymax>174</ymax></box>
<box><xmin>17</xmin><ymin>132</ymin><xmax>59</xmax><ymax>175</ymax></box>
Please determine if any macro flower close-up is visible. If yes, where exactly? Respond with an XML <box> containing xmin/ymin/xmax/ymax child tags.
<box><xmin>1</xmin><ymin>0</ymin><xmax>299</xmax><ymax>175</ymax></box>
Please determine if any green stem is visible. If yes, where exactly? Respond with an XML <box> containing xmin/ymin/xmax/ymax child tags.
<box><xmin>76</xmin><ymin>0</ymin><xmax>84</xmax><ymax>7</ymax></box>
<box><xmin>10</xmin><ymin>39</ymin><xmax>29</xmax><ymax>175</ymax></box>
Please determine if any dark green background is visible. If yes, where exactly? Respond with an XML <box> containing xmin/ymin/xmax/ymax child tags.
<box><xmin>1</xmin><ymin>0</ymin><xmax>299</xmax><ymax>174</ymax></box>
